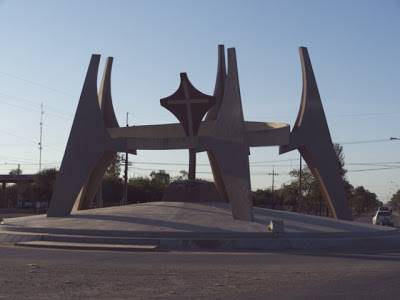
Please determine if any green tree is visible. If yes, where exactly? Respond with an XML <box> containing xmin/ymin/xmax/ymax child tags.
<box><xmin>277</xmin><ymin>143</ymin><xmax>353</xmax><ymax>216</ymax></box>
<box><xmin>105</xmin><ymin>154</ymin><xmax>123</xmax><ymax>178</ymax></box>
<box><xmin>6</xmin><ymin>166</ymin><xmax>23</xmax><ymax>207</ymax></box>
<box><xmin>127</xmin><ymin>171</ymin><xmax>169</xmax><ymax>203</ymax></box>
<box><xmin>334</xmin><ymin>143</ymin><xmax>347</xmax><ymax>178</ymax></box>
<box><xmin>388</xmin><ymin>189</ymin><xmax>400</xmax><ymax>211</ymax></box>
<box><xmin>9</xmin><ymin>167</ymin><xmax>22</xmax><ymax>176</ymax></box>
<box><xmin>150</xmin><ymin>170</ymin><xmax>170</xmax><ymax>187</ymax></box>
<box><xmin>172</xmin><ymin>170</ymin><xmax>188</xmax><ymax>181</ymax></box>
<box><xmin>33</xmin><ymin>168</ymin><xmax>58</xmax><ymax>205</ymax></box>
<box><xmin>350</xmin><ymin>186</ymin><xmax>382</xmax><ymax>216</ymax></box>
<box><xmin>101</xmin><ymin>176</ymin><xmax>123</xmax><ymax>207</ymax></box>
<box><xmin>287</xmin><ymin>168</ymin><xmax>325</xmax><ymax>215</ymax></box>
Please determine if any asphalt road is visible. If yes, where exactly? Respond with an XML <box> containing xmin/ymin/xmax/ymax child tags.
<box><xmin>0</xmin><ymin>245</ymin><xmax>400</xmax><ymax>299</ymax></box>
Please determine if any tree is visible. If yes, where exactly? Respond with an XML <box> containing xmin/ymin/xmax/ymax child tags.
<box><xmin>150</xmin><ymin>170</ymin><xmax>170</xmax><ymax>187</ymax></box>
<box><xmin>388</xmin><ymin>189</ymin><xmax>400</xmax><ymax>211</ymax></box>
<box><xmin>101</xmin><ymin>176</ymin><xmax>123</xmax><ymax>207</ymax></box>
<box><xmin>350</xmin><ymin>186</ymin><xmax>382</xmax><ymax>216</ymax></box>
<box><xmin>334</xmin><ymin>143</ymin><xmax>347</xmax><ymax>178</ymax></box>
<box><xmin>127</xmin><ymin>171</ymin><xmax>170</xmax><ymax>203</ymax></box>
<box><xmin>172</xmin><ymin>170</ymin><xmax>188</xmax><ymax>181</ymax></box>
<box><xmin>9</xmin><ymin>167</ymin><xmax>22</xmax><ymax>176</ymax></box>
<box><xmin>105</xmin><ymin>154</ymin><xmax>123</xmax><ymax>178</ymax></box>
<box><xmin>287</xmin><ymin>167</ymin><xmax>331</xmax><ymax>215</ymax></box>
<box><xmin>33</xmin><ymin>168</ymin><xmax>58</xmax><ymax>205</ymax></box>
<box><xmin>179</xmin><ymin>170</ymin><xmax>188</xmax><ymax>180</ymax></box>
<box><xmin>269</xmin><ymin>143</ymin><xmax>361</xmax><ymax>217</ymax></box>
<box><xmin>6</xmin><ymin>166</ymin><xmax>23</xmax><ymax>208</ymax></box>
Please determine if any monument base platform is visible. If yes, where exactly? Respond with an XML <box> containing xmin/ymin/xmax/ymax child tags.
<box><xmin>1</xmin><ymin>202</ymin><xmax>399</xmax><ymax>251</ymax></box>
<box><xmin>162</xmin><ymin>180</ymin><xmax>223</xmax><ymax>203</ymax></box>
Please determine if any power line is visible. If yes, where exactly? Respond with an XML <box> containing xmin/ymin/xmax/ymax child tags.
<box><xmin>0</xmin><ymin>71</ymin><xmax>74</xmax><ymax>97</ymax></box>
<box><xmin>339</xmin><ymin>138</ymin><xmax>394</xmax><ymax>145</ymax></box>
<box><xmin>0</xmin><ymin>92</ymin><xmax>73</xmax><ymax>120</ymax></box>
<box><xmin>330</xmin><ymin>112</ymin><xmax>400</xmax><ymax>117</ymax></box>
<box><xmin>347</xmin><ymin>166</ymin><xmax>400</xmax><ymax>173</ymax></box>
<box><xmin>1</xmin><ymin>157</ymin><xmax>400</xmax><ymax>170</ymax></box>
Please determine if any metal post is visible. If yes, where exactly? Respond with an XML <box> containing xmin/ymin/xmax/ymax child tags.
<box><xmin>271</xmin><ymin>166</ymin><xmax>275</xmax><ymax>195</ymax></box>
<box><xmin>2</xmin><ymin>182</ymin><xmax>6</xmax><ymax>209</ymax></box>
<box><xmin>188</xmin><ymin>149</ymin><xmax>196</xmax><ymax>181</ymax></box>
<box><xmin>38</xmin><ymin>102</ymin><xmax>44</xmax><ymax>172</ymax></box>
<box><xmin>268</xmin><ymin>167</ymin><xmax>279</xmax><ymax>207</ymax></box>
<box><xmin>123</xmin><ymin>112</ymin><xmax>129</xmax><ymax>205</ymax></box>
<box><xmin>299</xmin><ymin>154</ymin><xmax>302</xmax><ymax>198</ymax></box>
<box><xmin>96</xmin><ymin>186</ymin><xmax>103</xmax><ymax>208</ymax></box>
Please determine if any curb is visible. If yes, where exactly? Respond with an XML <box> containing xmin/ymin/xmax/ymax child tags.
<box><xmin>3</xmin><ymin>230</ymin><xmax>400</xmax><ymax>251</ymax></box>
<box><xmin>15</xmin><ymin>241</ymin><xmax>159</xmax><ymax>252</ymax></box>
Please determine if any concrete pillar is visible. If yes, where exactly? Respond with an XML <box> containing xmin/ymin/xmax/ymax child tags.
<box><xmin>96</xmin><ymin>184</ymin><xmax>103</xmax><ymax>208</ymax></box>
<box><xmin>2</xmin><ymin>182</ymin><xmax>6</xmax><ymax>209</ymax></box>
<box><xmin>188</xmin><ymin>149</ymin><xmax>196</xmax><ymax>181</ymax></box>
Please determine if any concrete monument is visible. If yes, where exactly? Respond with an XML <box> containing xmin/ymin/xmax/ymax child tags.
<box><xmin>47</xmin><ymin>45</ymin><xmax>352</xmax><ymax>221</ymax></box>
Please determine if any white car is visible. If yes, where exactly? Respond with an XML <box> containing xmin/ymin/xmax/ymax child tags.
<box><xmin>372</xmin><ymin>209</ymin><xmax>394</xmax><ymax>226</ymax></box>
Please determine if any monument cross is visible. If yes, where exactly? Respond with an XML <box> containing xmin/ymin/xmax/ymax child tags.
<box><xmin>160</xmin><ymin>72</ymin><xmax>215</xmax><ymax>180</ymax></box>
<box><xmin>165</xmin><ymin>95</ymin><xmax>212</xmax><ymax>137</ymax></box>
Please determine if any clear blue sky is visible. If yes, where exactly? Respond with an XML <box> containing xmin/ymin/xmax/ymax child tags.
<box><xmin>0</xmin><ymin>0</ymin><xmax>399</xmax><ymax>202</ymax></box>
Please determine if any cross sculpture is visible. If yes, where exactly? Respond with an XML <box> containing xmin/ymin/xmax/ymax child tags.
<box><xmin>46</xmin><ymin>45</ymin><xmax>352</xmax><ymax>222</ymax></box>
<box><xmin>160</xmin><ymin>73</ymin><xmax>215</xmax><ymax>181</ymax></box>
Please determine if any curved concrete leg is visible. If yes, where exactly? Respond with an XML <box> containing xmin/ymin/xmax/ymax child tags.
<box><xmin>208</xmin><ymin>47</ymin><xmax>253</xmax><ymax>221</ymax></box>
<box><xmin>99</xmin><ymin>57</ymin><xmax>119</xmax><ymax>128</ymax></box>
<box><xmin>47</xmin><ymin>55</ymin><xmax>109</xmax><ymax>217</ymax></box>
<box><xmin>73</xmin><ymin>151</ymin><xmax>116</xmax><ymax>210</ymax></box>
<box><xmin>206</xmin><ymin>45</ymin><xmax>228</xmax><ymax>202</ymax></box>
<box><xmin>73</xmin><ymin>57</ymin><xmax>121</xmax><ymax>211</ymax></box>
<box><xmin>207</xmin><ymin>151</ymin><xmax>229</xmax><ymax>202</ymax></box>
<box><xmin>280</xmin><ymin>47</ymin><xmax>352</xmax><ymax>220</ymax></box>
<box><xmin>48</xmin><ymin>55</ymin><xmax>128</xmax><ymax>216</ymax></box>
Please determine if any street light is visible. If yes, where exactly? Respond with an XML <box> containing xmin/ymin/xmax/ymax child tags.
<box><xmin>390</xmin><ymin>137</ymin><xmax>400</xmax><ymax>140</ymax></box>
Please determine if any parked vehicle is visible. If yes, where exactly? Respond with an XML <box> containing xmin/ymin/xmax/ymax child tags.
<box><xmin>378</xmin><ymin>206</ymin><xmax>391</xmax><ymax>212</ymax></box>
<box><xmin>372</xmin><ymin>209</ymin><xmax>394</xmax><ymax>226</ymax></box>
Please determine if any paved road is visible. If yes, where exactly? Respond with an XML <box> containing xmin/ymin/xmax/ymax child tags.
<box><xmin>0</xmin><ymin>246</ymin><xmax>400</xmax><ymax>299</ymax></box>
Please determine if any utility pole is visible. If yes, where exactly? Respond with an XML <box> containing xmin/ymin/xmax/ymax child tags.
<box><xmin>38</xmin><ymin>102</ymin><xmax>44</xmax><ymax>172</ymax></box>
<box><xmin>299</xmin><ymin>154</ymin><xmax>302</xmax><ymax>199</ymax></box>
<box><xmin>122</xmin><ymin>112</ymin><xmax>129</xmax><ymax>206</ymax></box>
<box><xmin>268</xmin><ymin>166</ymin><xmax>279</xmax><ymax>204</ymax></box>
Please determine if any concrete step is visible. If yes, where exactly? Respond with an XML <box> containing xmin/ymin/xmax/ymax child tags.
<box><xmin>15</xmin><ymin>241</ymin><xmax>159</xmax><ymax>252</ymax></box>
<box><xmin>41</xmin><ymin>233</ymin><xmax>160</xmax><ymax>245</ymax></box>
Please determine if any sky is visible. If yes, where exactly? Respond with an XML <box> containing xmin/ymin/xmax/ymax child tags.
<box><xmin>0</xmin><ymin>0</ymin><xmax>399</xmax><ymax>202</ymax></box>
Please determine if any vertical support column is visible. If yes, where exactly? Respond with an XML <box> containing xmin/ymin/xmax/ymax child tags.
<box><xmin>188</xmin><ymin>149</ymin><xmax>196</xmax><ymax>181</ymax></box>
<box><xmin>2</xmin><ymin>182</ymin><xmax>6</xmax><ymax>209</ymax></box>
<box><xmin>123</xmin><ymin>150</ymin><xmax>128</xmax><ymax>205</ymax></box>
<box><xmin>96</xmin><ymin>185</ymin><xmax>103</xmax><ymax>208</ymax></box>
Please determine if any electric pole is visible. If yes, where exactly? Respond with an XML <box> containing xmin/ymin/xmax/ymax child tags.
<box><xmin>122</xmin><ymin>112</ymin><xmax>129</xmax><ymax>206</ymax></box>
<box><xmin>268</xmin><ymin>166</ymin><xmax>279</xmax><ymax>204</ymax></box>
<box><xmin>299</xmin><ymin>154</ymin><xmax>302</xmax><ymax>199</ymax></box>
<box><xmin>38</xmin><ymin>102</ymin><xmax>44</xmax><ymax>172</ymax></box>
